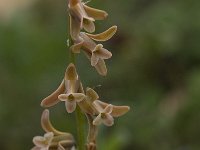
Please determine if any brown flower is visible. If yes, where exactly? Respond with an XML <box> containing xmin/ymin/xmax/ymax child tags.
<box><xmin>92</xmin><ymin>100</ymin><xmax>130</xmax><ymax>126</ymax></box>
<box><xmin>32</xmin><ymin>132</ymin><xmax>53</xmax><ymax>150</ymax></box>
<box><xmin>32</xmin><ymin>109</ymin><xmax>75</xmax><ymax>150</ymax></box>
<box><xmin>68</xmin><ymin>0</ymin><xmax>108</xmax><ymax>40</ymax></box>
<box><xmin>93</xmin><ymin>103</ymin><xmax>114</xmax><ymax>126</ymax></box>
<box><xmin>70</xmin><ymin>26</ymin><xmax>117</xmax><ymax>76</ymax></box>
<box><xmin>41</xmin><ymin>63</ymin><xmax>85</xmax><ymax>113</ymax></box>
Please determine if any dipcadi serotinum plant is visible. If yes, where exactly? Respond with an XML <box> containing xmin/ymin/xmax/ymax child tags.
<box><xmin>31</xmin><ymin>0</ymin><xmax>130</xmax><ymax>150</ymax></box>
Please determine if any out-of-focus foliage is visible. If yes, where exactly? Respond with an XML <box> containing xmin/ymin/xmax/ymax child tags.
<box><xmin>0</xmin><ymin>0</ymin><xmax>200</xmax><ymax>149</ymax></box>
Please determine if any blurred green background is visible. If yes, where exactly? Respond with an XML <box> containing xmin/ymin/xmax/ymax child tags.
<box><xmin>1</xmin><ymin>0</ymin><xmax>200</xmax><ymax>149</ymax></box>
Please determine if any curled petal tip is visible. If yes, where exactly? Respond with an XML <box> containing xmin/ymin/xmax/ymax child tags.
<box><xmin>41</xmin><ymin>109</ymin><xmax>66</xmax><ymax>136</ymax></box>
<box><xmin>86</xmin><ymin>25</ymin><xmax>117</xmax><ymax>41</ymax></box>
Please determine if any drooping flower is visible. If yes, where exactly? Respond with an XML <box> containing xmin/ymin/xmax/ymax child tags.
<box><xmin>93</xmin><ymin>103</ymin><xmax>114</xmax><ymax>126</ymax></box>
<box><xmin>41</xmin><ymin>63</ymin><xmax>85</xmax><ymax>113</ymax></box>
<box><xmin>32</xmin><ymin>109</ymin><xmax>75</xmax><ymax>150</ymax></box>
<box><xmin>58</xmin><ymin>63</ymin><xmax>85</xmax><ymax>113</ymax></box>
<box><xmin>32</xmin><ymin>132</ymin><xmax>53</xmax><ymax>150</ymax></box>
<box><xmin>70</xmin><ymin>26</ymin><xmax>117</xmax><ymax>76</ymax></box>
<box><xmin>93</xmin><ymin>100</ymin><xmax>131</xmax><ymax>117</ymax></box>
<box><xmin>76</xmin><ymin>86</ymin><xmax>130</xmax><ymax>119</ymax></box>
<box><xmin>92</xmin><ymin>100</ymin><xmax>130</xmax><ymax>126</ymax></box>
<box><xmin>68</xmin><ymin>0</ymin><xmax>108</xmax><ymax>40</ymax></box>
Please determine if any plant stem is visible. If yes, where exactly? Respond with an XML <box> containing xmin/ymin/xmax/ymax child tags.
<box><xmin>75</xmin><ymin>106</ymin><xmax>86</xmax><ymax>150</ymax></box>
<box><xmin>67</xmin><ymin>12</ymin><xmax>86</xmax><ymax>150</ymax></box>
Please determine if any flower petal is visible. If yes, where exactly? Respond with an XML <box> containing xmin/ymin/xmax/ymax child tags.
<box><xmin>65</xmin><ymin>63</ymin><xmax>78</xmax><ymax>80</ymax></box>
<box><xmin>83</xmin><ymin>18</ymin><xmax>95</xmax><ymax>33</ymax></box>
<box><xmin>41</xmin><ymin>109</ymin><xmax>67</xmax><ymax>136</ymax></box>
<box><xmin>33</xmin><ymin>136</ymin><xmax>46</xmax><ymax>148</ymax></box>
<box><xmin>85</xmin><ymin>26</ymin><xmax>117</xmax><ymax>41</ymax></box>
<box><xmin>103</xmin><ymin>104</ymin><xmax>113</xmax><ymax>114</ymax></box>
<box><xmin>44</xmin><ymin>132</ymin><xmax>54</xmax><ymax>142</ymax></box>
<box><xmin>80</xmin><ymin>32</ymin><xmax>96</xmax><ymax>50</ymax></box>
<box><xmin>92</xmin><ymin>100</ymin><xmax>130</xmax><ymax>117</ymax></box>
<box><xmin>94</xmin><ymin>58</ymin><xmax>107</xmax><ymax>76</ymax></box>
<box><xmin>94</xmin><ymin>44</ymin><xmax>112</xmax><ymax>59</ymax></box>
<box><xmin>111</xmin><ymin>106</ymin><xmax>130</xmax><ymax>117</ymax></box>
<box><xmin>91</xmin><ymin>53</ymin><xmax>99</xmax><ymax>66</ymax></box>
<box><xmin>103</xmin><ymin>114</ymin><xmax>114</xmax><ymax>126</ymax></box>
<box><xmin>86</xmin><ymin>87</ymin><xmax>99</xmax><ymax>102</ymax></box>
<box><xmin>78</xmin><ymin>100</ymin><xmax>96</xmax><ymax>115</ymax></box>
<box><xmin>73</xmin><ymin>93</ymin><xmax>85</xmax><ymax>102</ymax></box>
<box><xmin>41</xmin><ymin>80</ymin><xmax>65</xmax><ymax>107</ymax></box>
<box><xmin>93</xmin><ymin>100</ymin><xmax>104</xmax><ymax>113</ymax></box>
<box><xmin>83</xmin><ymin>4</ymin><xmax>108</xmax><ymax>20</ymax></box>
<box><xmin>58</xmin><ymin>94</ymin><xmax>68</xmax><ymax>101</ymax></box>
<box><xmin>70</xmin><ymin>38</ymin><xmax>84</xmax><ymax>53</ymax></box>
<box><xmin>65</xmin><ymin>100</ymin><xmax>77</xmax><ymax>113</ymax></box>
<box><xmin>70</xmin><ymin>15</ymin><xmax>81</xmax><ymax>40</ymax></box>
<box><xmin>93</xmin><ymin>114</ymin><xmax>102</xmax><ymax>126</ymax></box>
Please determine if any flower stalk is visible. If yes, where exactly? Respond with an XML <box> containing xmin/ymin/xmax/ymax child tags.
<box><xmin>68</xmin><ymin>6</ymin><xmax>86</xmax><ymax>150</ymax></box>
<box><xmin>32</xmin><ymin>0</ymin><xmax>130</xmax><ymax>150</ymax></box>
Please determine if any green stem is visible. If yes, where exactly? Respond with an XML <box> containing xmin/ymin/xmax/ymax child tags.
<box><xmin>67</xmin><ymin>12</ymin><xmax>86</xmax><ymax>150</ymax></box>
<box><xmin>75</xmin><ymin>106</ymin><xmax>86</xmax><ymax>150</ymax></box>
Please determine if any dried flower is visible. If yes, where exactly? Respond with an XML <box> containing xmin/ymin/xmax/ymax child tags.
<box><xmin>69</xmin><ymin>0</ymin><xmax>108</xmax><ymax>39</ymax></box>
<box><xmin>32</xmin><ymin>109</ymin><xmax>75</xmax><ymax>150</ymax></box>
<box><xmin>34</xmin><ymin>1</ymin><xmax>130</xmax><ymax>149</ymax></box>
<box><xmin>58</xmin><ymin>63</ymin><xmax>85</xmax><ymax>113</ymax></box>
<box><xmin>59</xmin><ymin>93</ymin><xmax>85</xmax><ymax>113</ymax></box>
<box><xmin>92</xmin><ymin>100</ymin><xmax>130</xmax><ymax>126</ymax></box>
<box><xmin>93</xmin><ymin>103</ymin><xmax>114</xmax><ymax>126</ymax></box>
<box><xmin>41</xmin><ymin>63</ymin><xmax>85</xmax><ymax>113</ymax></box>
<box><xmin>32</xmin><ymin>132</ymin><xmax>53</xmax><ymax>150</ymax></box>
<box><xmin>94</xmin><ymin>100</ymin><xmax>130</xmax><ymax>117</ymax></box>
<box><xmin>70</xmin><ymin>26</ymin><xmax>117</xmax><ymax>75</ymax></box>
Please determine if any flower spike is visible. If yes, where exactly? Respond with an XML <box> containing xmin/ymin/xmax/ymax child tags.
<box><xmin>33</xmin><ymin>0</ymin><xmax>130</xmax><ymax>149</ymax></box>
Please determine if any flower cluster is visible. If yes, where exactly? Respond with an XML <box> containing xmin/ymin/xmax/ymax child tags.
<box><xmin>32</xmin><ymin>0</ymin><xmax>130</xmax><ymax>150</ymax></box>
<box><xmin>69</xmin><ymin>0</ymin><xmax>117</xmax><ymax>76</ymax></box>
<box><xmin>41</xmin><ymin>63</ymin><xmax>130</xmax><ymax>127</ymax></box>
